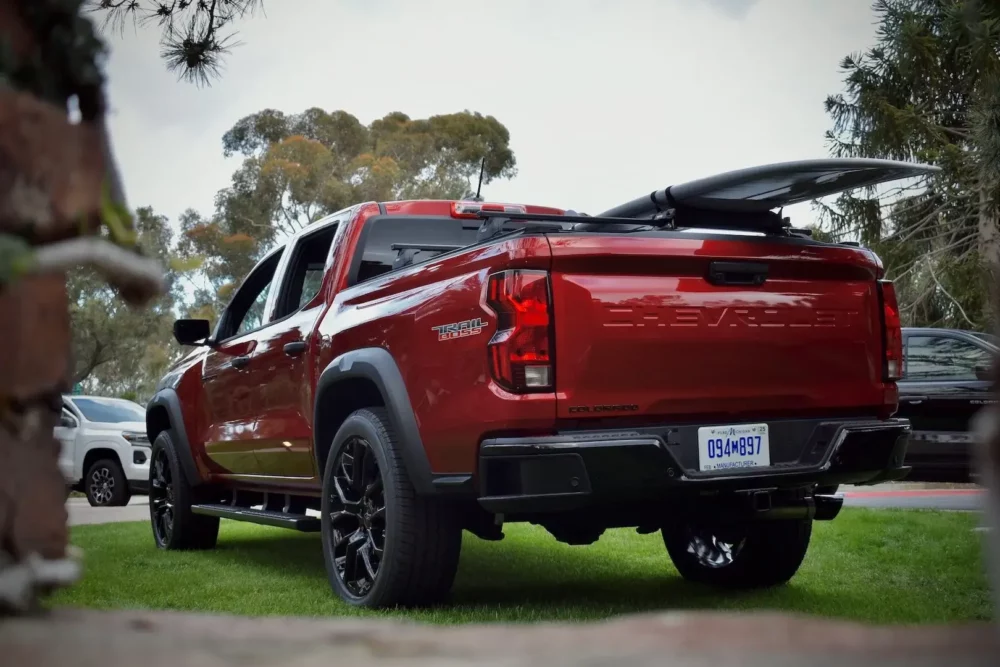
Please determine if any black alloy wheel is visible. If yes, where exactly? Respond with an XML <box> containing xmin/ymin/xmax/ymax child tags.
<box><xmin>682</xmin><ymin>527</ymin><xmax>747</xmax><ymax>570</ymax></box>
<box><xmin>148</xmin><ymin>431</ymin><xmax>219</xmax><ymax>550</ymax></box>
<box><xmin>320</xmin><ymin>407</ymin><xmax>462</xmax><ymax>607</ymax></box>
<box><xmin>149</xmin><ymin>447</ymin><xmax>174</xmax><ymax>547</ymax></box>
<box><xmin>663</xmin><ymin>517</ymin><xmax>812</xmax><ymax>588</ymax></box>
<box><xmin>327</xmin><ymin>435</ymin><xmax>386</xmax><ymax>598</ymax></box>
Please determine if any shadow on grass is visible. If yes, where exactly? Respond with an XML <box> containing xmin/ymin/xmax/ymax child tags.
<box><xmin>208</xmin><ymin>531</ymin><xmax>325</xmax><ymax>576</ymax></box>
<box><xmin>202</xmin><ymin>529</ymin><xmax>868</xmax><ymax>618</ymax></box>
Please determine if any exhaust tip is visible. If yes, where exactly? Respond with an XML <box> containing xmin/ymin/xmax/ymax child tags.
<box><xmin>814</xmin><ymin>494</ymin><xmax>844</xmax><ymax>521</ymax></box>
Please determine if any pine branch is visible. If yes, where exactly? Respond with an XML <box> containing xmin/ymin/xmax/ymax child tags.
<box><xmin>74</xmin><ymin>336</ymin><xmax>107</xmax><ymax>384</ymax></box>
<box><xmin>88</xmin><ymin>0</ymin><xmax>265</xmax><ymax>85</ymax></box>
<box><xmin>927</xmin><ymin>258</ymin><xmax>978</xmax><ymax>328</ymax></box>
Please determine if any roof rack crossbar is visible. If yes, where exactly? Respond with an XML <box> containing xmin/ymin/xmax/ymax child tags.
<box><xmin>389</xmin><ymin>243</ymin><xmax>463</xmax><ymax>252</ymax></box>
<box><xmin>474</xmin><ymin>210</ymin><xmax>670</xmax><ymax>243</ymax></box>
<box><xmin>474</xmin><ymin>209</ymin><xmax>798</xmax><ymax>238</ymax></box>
<box><xmin>476</xmin><ymin>210</ymin><xmax>668</xmax><ymax>226</ymax></box>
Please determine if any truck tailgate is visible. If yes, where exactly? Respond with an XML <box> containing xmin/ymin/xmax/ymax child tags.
<box><xmin>549</xmin><ymin>235</ymin><xmax>886</xmax><ymax>421</ymax></box>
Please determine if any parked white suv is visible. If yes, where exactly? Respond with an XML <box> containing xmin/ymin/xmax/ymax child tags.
<box><xmin>55</xmin><ymin>395</ymin><xmax>151</xmax><ymax>507</ymax></box>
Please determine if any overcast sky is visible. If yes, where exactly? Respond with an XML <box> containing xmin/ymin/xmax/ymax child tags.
<box><xmin>103</xmin><ymin>0</ymin><xmax>878</xmax><ymax>230</ymax></box>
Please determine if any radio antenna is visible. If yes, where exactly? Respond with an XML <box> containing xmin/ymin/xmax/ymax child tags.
<box><xmin>460</xmin><ymin>158</ymin><xmax>488</xmax><ymax>202</ymax></box>
<box><xmin>474</xmin><ymin>158</ymin><xmax>486</xmax><ymax>200</ymax></box>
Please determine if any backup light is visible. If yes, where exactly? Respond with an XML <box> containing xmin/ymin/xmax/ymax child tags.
<box><xmin>524</xmin><ymin>365</ymin><xmax>551</xmax><ymax>388</ymax></box>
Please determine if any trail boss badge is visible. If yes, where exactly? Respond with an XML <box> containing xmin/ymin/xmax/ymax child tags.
<box><xmin>431</xmin><ymin>317</ymin><xmax>486</xmax><ymax>341</ymax></box>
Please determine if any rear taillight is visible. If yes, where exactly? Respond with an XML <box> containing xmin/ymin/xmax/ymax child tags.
<box><xmin>485</xmin><ymin>270</ymin><xmax>553</xmax><ymax>392</ymax></box>
<box><xmin>879</xmin><ymin>280</ymin><xmax>903</xmax><ymax>381</ymax></box>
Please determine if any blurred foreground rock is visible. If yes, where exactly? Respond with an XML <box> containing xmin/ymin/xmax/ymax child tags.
<box><xmin>0</xmin><ymin>0</ymin><xmax>163</xmax><ymax>612</ymax></box>
<box><xmin>1</xmin><ymin>609</ymin><xmax>996</xmax><ymax>666</ymax></box>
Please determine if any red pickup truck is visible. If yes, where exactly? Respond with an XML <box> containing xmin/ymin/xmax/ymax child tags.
<box><xmin>147</xmin><ymin>159</ymin><xmax>931</xmax><ymax>607</ymax></box>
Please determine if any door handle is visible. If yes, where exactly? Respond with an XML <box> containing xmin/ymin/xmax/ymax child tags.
<box><xmin>284</xmin><ymin>341</ymin><xmax>307</xmax><ymax>357</ymax></box>
<box><xmin>230</xmin><ymin>355</ymin><xmax>251</xmax><ymax>370</ymax></box>
<box><xmin>904</xmin><ymin>396</ymin><xmax>927</xmax><ymax>404</ymax></box>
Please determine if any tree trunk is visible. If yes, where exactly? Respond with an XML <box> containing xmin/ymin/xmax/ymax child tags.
<box><xmin>974</xmin><ymin>170</ymin><xmax>1000</xmax><ymax>623</ymax></box>
<box><xmin>979</xmin><ymin>187</ymin><xmax>1000</xmax><ymax>316</ymax></box>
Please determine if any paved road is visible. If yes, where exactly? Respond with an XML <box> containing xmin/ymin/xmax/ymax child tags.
<box><xmin>842</xmin><ymin>487</ymin><xmax>983</xmax><ymax>511</ymax></box>
<box><xmin>67</xmin><ymin>496</ymin><xmax>149</xmax><ymax>526</ymax></box>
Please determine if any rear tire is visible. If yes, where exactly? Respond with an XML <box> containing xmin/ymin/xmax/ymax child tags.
<box><xmin>663</xmin><ymin>518</ymin><xmax>812</xmax><ymax>589</ymax></box>
<box><xmin>85</xmin><ymin>458</ymin><xmax>130</xmax><ymax>507</ymax></box>
<box><xmin>815</xmin><ymin>484</ymin><xmax>840</xmax><ymax>495</ymax></box>
<box><xmin>321</xmin><ymin>408</ymin><xmax>462</xmax><ymax>608</ymax></box>
<box><xmin>149</xmin><ymin>431</ymin><xmax>219</xmax><ymax>550</ymax></box>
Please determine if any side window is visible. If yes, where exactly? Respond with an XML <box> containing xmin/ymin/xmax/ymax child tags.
<box><xmin>218</xmin><ymin>251</ymin><xmax>282</xmax><ymax>341</ymax></box>
<box><xmin>238</xmin><ymin>283</ymin><xmax>273</xmax><ymax>336</ymax></box>
<box><xmin>273</xmin><ymin>223</ymin><xmax>340</xmax><ymax>320</ymax></box>
<box><xmin>905</xmin><ymin>336</ymin><xmax>992</xmax><ymax>381</ymax></box>
<box><xmin>351</xmin><ymin>217</ymin><xmax>478</xmax><ymax>285</ymax></box>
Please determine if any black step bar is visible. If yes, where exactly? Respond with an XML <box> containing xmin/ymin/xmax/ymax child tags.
<box><xmin>191</xmin><ymin>504</ymin><xmax>321</xmax><ymax>532</ymax></box>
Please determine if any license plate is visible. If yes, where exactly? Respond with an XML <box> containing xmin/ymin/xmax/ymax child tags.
<box><xmin>697</xmin><ymin>423</ymin><xmax>770</xmax><ymax>472</ymax></box>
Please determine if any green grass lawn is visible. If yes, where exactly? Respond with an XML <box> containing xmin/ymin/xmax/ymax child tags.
<box><xmin>53</xmin><ymin>508</ymin><xmax>992</xmax><ymax>624</ymax></box>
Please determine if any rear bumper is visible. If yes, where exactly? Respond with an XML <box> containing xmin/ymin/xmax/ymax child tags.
<box><xmin>478</xmin><ymin>417</ymin><xmax>910</xmax><ymax>514</ymax></box>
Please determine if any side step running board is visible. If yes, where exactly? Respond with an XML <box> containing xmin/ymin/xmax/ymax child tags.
<box><xmin>191</xmin><ymin>504</ymin><xmax>321</xmax><ymax>532</ymax></box>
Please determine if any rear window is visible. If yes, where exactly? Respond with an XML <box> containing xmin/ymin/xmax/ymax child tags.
<box><xmin>904</xmin><ymin>336</ymin><xmax>992</xmax><ymax>381</ymax></box>
<box><xmin>972</xmin><ymin>332</ymin><xmax>998</xmax><ymax>348</ymax></box>
<box><xmin>351</xmin><ymin>216</ymin><xmax>479</xmax><ymax>285</ymax></box>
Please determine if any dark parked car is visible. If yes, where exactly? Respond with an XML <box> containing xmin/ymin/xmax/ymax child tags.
<box><xmin>897</xmin><ymin>327</ymin><xmax>997</xmax><ymax>481</ymax></box>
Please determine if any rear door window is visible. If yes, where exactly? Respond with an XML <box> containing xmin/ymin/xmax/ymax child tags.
<box><xmin>904</xmin><ymin>336</ymin><xmax>992</xmax><ymax>381</ymax></box>
<box><xmin>271</xmin><ymin>222</ymin><xmax>340</xmax><ymax>319</ymax></box>
<box><xmin>350</xmin><ymin>217</ymin><xmax>479</xmax><ymax>285</ymax></box>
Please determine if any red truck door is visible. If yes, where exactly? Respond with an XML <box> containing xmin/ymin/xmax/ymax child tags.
<box><xmin>244</xmin><ymin>216</ymin><xmax>346</xmax><ymax>480</ymax></box>
<box><xmin>200</xmin><ymin>250</ymin><xmax>283</xmax><ymax>475</ymax></box>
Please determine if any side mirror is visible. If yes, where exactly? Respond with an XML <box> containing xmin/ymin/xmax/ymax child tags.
<box><xmin>173</xmin><ymin>319</ymin><xmax>212</xmax><ymax>346</ymax></box>
<box><xmin>59</xmin><ymin>414</ymin><xmax>76</xmax><ymax>428</ymax></box>
<box><xmin>975</xmin><ymin>363</ymin><xmax>994</xmax><ymax>382</ymax></box>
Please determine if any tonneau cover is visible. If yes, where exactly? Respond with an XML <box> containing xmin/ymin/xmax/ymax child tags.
<box><xmin>600</xmin><ymin>158</ymin><xmax>940</xmax><ymax>218</ymax></box>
